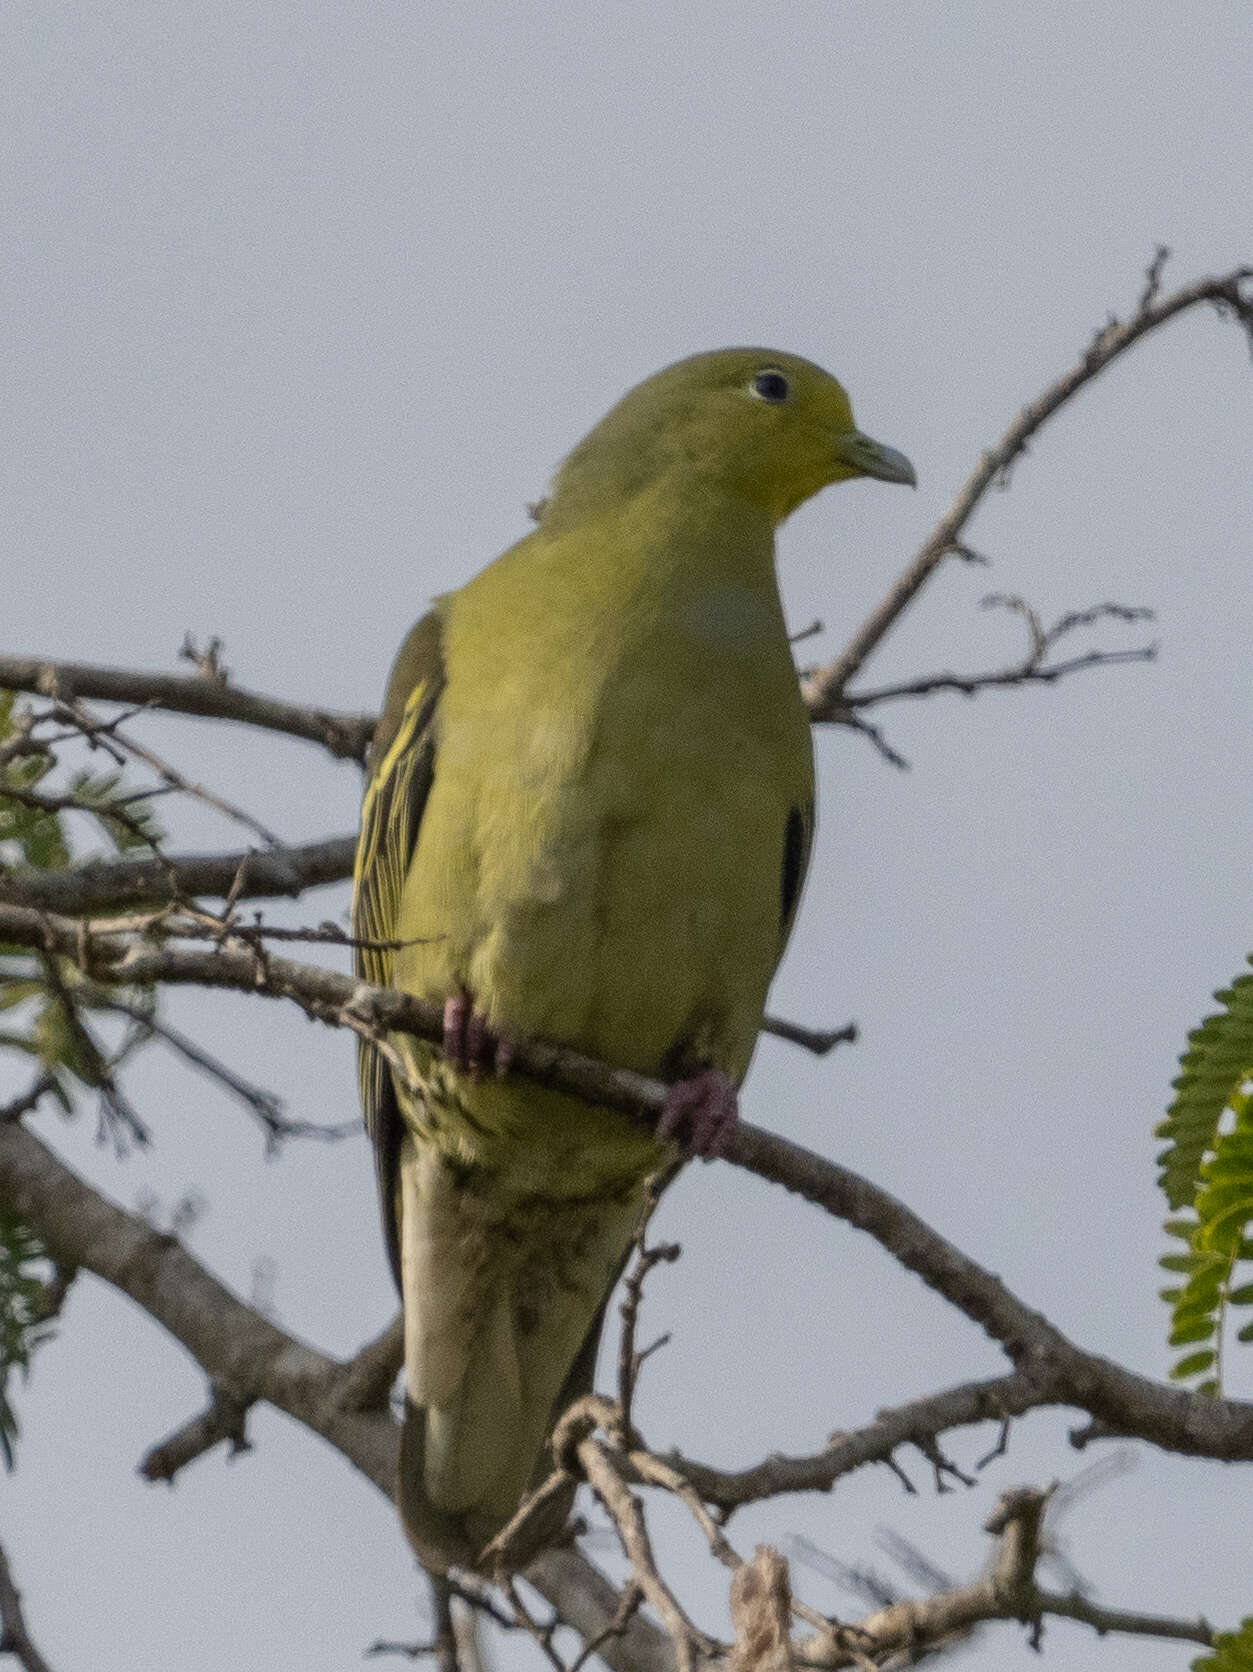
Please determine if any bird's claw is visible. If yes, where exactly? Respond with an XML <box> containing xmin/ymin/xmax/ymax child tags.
<box><xmin>443</xmin><ymin>991</ymin><xmax>515</xmax><ymax>1078</ymax></box>
<box><xmin>657</xmin><ymin>1067</ymin><xmax>739</xmax><ymax>1160</ymax></box>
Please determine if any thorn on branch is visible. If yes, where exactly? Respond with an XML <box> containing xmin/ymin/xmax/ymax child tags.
<box><xmin>881</xmin><ymin>1452</ymin><xmax>917</xmax><ymax>1496</ymax></box>
<box><xmin>1085</xmin><ymin>313</ymin><xmax>1123</xmax><ymax>366</ymax></box>
<box><xmin>915</xmin><ymin>1433</ymin><xmax>975</xmax><ymax>1493</ymax></box>
<box><xmin>1066</xmin><ymin>1417</ymin><xmax>1124</xmax><ymax>1451</ymax></box>
<box><xmin>760</xmin><ymin>1016</ymin><xmax>856</xmax><ymax>1057</ymax></box>
<box><xmin>1137</xmin><ymin>244</ymin><xmax>1172</xmax><ymax>314</ymax></box>
<box><xmin>975</xmin><ymin>1414</ymin><xmax>1013</xmax><ymax>1470</ymax></box>
<box><xmin>179</xmin><ymin>634</ymin><xmax>231</xmax><ymax>685</ymax></box>
<box><xmin>835</xmin><ymin>710</ymin><xmax>910</xmax><ymax>771</ymax></box>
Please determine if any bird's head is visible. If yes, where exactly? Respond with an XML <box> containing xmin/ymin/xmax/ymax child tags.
<box><xmin>548</xmin><ymin>348</ymin><xmax>914</xmax><ymax>527</ymax></box>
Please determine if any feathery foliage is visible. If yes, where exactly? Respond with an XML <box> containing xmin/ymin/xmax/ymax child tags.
<box><xmin>1156</xmin><ymin>958</ymin><xmax>1253</xmax><ymax>1392</ymax></box>
<box><xmin>1</xmin><ymin>690</ymin><xmax>163</xmax><ymax>1110</ymax></box>
<box><xmin>0</xmin><ymin>1210</ymin><xmax>54</xmax><ymax>1468</ymax></box>
<box><xmin>1</xmin><ymin>691</ymin><xmax>167</xmax><ymax>1457</ymax></box>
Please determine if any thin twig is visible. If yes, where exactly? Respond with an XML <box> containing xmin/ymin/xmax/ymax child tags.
<box><xmin>617</xmin><ymin>1195</ymin><xmax>680</xmax><ymax>1433</ymax></box>
<box><xmin>52</xmin><ymin>696</ymin><xmax>284</xmax><ymax>849</ymax></box>
<box><xmin>803</xmin><ymin>262</ymin><xmax>1253</xmax><ymax>715</ymax></box>
<box><xmin>1031</xmin><ymin>1586</ymin><xmax>1212</xmax><ymax>1646</ymax></box>
<box><xmin>760</xmin><ymin>1016</ymin><xmax>856</xmax><ymax>1056</ymax></box>
<box><xmin>849</xmin><ymin>645</ymin><xmax>1157</xmax><ymax>709</ymax></box>
<box><xmin>502</xmin><ymin>1579</ymin><xmax>569</xmax><ymax>1672</ymax></box>
<box><xmin>0</xmin><ymin>779</ymin><xmax>161</xmax><ymax>855</ymax></box>
<box><xmin>93</xmin><ymin>993</ymin><xmax>358</xmax><ymax>1148</ymax></box>
<box><xmin>654</xmin><ymin>1373</ymin><xmax>1033</xmax><ymax>1514</ymax></box>
<box><xmin>629</xmin><ymin>1451</ymin><xmax>742</xmax><ymax>1570</ymax></box>
<box><xmin>578</xmin><ymin>1439</ymin><xmax>718</xmax><ymax>1672</ymax></box>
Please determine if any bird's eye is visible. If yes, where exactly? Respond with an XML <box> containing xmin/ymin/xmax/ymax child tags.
<box><xmin>749</xmin><ymin>369</ymin><xmax>791</xmax><ymax>404</ymax></box>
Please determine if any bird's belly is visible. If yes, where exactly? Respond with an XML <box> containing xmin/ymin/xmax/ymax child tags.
<box><xmin>466</xmin><ymin>752</ymin><xmax>784</xmax><ymax>1080</ymax></box>
<box><xmin>392</xmin><ymin>664</ymin><xmax>806</xmax><ymax>1180</ymax></box>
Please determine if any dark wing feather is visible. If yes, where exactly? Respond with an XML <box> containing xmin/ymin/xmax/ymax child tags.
<box><xmin>780</xmin><ymin>798</ymin><xmax>815</xmax><ymax>947</ymax></box>
<box><xmin>352</xmin><ymin>609</ymin><xmax>446</xmax><ymax>1290</ymax></box>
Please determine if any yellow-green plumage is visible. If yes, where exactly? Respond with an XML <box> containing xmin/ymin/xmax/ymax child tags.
<box><xmin>352</xmin><ymin>347</ymin><xmax>913</xmax><ymax>1569</ymax></box>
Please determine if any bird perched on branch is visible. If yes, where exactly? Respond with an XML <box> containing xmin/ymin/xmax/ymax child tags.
<box><xmin>352</xmin><ymin>348</ymin><xmax>913</xmax><ymax>1570</ymax></box>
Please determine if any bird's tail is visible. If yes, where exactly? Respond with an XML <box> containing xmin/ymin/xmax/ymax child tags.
<box><xmin>397</xmin><ymin>1288</ymin><xmax>608</xmax><ymax>1571</ymax></box>
<box><xmin>395</xmin><ymin>1135</ymin><xmax>645</xmax><ymax>1570</ymax></box>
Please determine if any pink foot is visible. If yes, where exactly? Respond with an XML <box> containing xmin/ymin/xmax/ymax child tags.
<box><xmin>442</xmin><ymin>991</ymin><xmax>516</xmax><ymax>1078</ymax></box>
<box><xmin>657</xmin><ymin>1068</ymin><xmax>739</xmax><ymax>1160</ymax></box>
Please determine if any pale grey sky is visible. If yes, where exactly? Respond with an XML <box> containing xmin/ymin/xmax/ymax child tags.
<box><xmin>4</xmin><ymin>4</ymin><xmax>1252</xmax><ymax>1669</ymax></box>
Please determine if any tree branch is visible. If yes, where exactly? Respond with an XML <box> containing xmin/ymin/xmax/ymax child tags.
<box><xmin>0</xmin><ymin>835</ymin><xmax>358</xmax><ymax>914</ymax></box>
<box><xmin>792</xmin><ymin>1485</ymin><xmax>1214</xmax><ymax>1666</ymax></box>
<box><xmin>0</xmin><ymin>656</ymin><xmax>374</xmax><ymax>762</ymax></box>
<box><xmin>802</xmin><ymin>262</ymin><xmax>1253</xmax><ymax>715</ymax></box>
<box><xmin>0</xmin><ymin>1116</ymin><xmax>670</xmax><ymax>1672</ymax></box>
<box><xmin>662</xmin><ymin>1373</ymin><xmax>1040</xmax><ymax>1513</ymax></box>
<box><xmin>0</xmin><ymin>1115</ymin><xmax>397</xmax><ymax>1490</ymax></box>
<box><xmin>0</xmin><ymin>902</ymin><xmax>671</xmax><ymax>1119</ymax></box>
<box><xmin>5</xmin><ymin>898</ymin><xmax>1253</xmax><ymax>1470</ymax></box>
<box><xmin>730</xmin><ymin>1121</ymin><xmax>1253</xmax><ymax>1464</ymax></box>
<box><xmin>6</xmin><ymin>260</ymin><xmax>1246</xmax><ymax>1672</ymax></box>
<box><xmin>0</xmin><ymin>1110</ymin><xmax>1239</xmax><ymax>1672</ymax></box>
<box><xmin>0</xmin><ymin>1543</ymin><xmax>55</xmax><ymax>1672</ymax></box>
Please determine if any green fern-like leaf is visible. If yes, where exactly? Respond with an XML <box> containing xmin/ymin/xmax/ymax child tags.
<box><xmin>1157</xmin><ymin>959</ymin><xmax>1253</xmax><ymax>1391</ymax></box>
<box><xmin>67</xmin><ymin>767</ymin><xmax>165</xmax><ymax>853</ymax></box>
<box><xmin>1156</xmin><ymin>960</ymin><xmax>1253</xmax><ymax>1210</ymax></box>
<box><xmin>1194</xmin><ymin>1618</ymin><xmax>1253</xmax><ymax>1672</ymax></box>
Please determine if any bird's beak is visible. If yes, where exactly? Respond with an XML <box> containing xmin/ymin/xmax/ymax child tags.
<box><xmin>833</xmin><ymin>429</ymin><xmax>917</xmax><ymax>487</ymax></box>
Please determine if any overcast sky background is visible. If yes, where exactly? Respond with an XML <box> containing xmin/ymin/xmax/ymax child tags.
<box><xmin>4</xmin><ymin>4</ymin><xmax>1252</xmax><ymax>1669</ymax></box>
